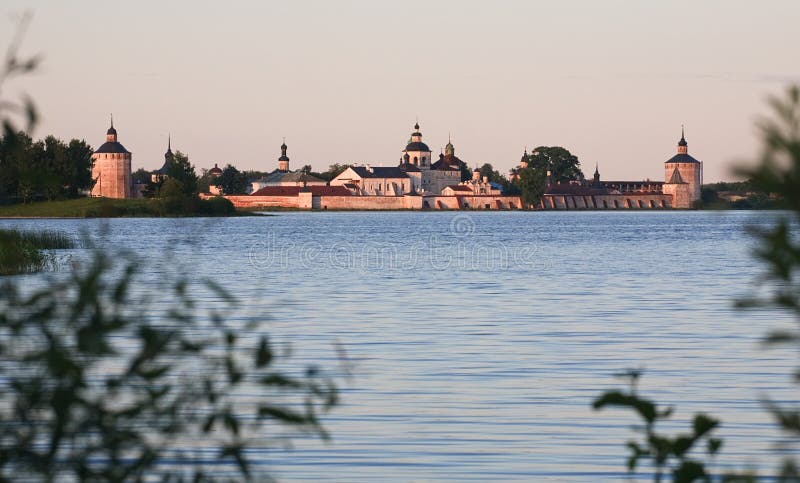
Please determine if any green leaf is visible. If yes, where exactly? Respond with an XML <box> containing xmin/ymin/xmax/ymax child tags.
<box><xmin>707</xmin><ymin>438</ymin><xmax>722</xmax><ymax>455</ymax></box>
<box><xmin>673</xmin><ymin>436</ymin><xmax>694</xmax><ymax>457</ymax></box>
<box><xmin>693</xmin><ymin>413</ymin><xmax>719</xmax><ymax>438</ymax></box>
<box><xmin>255</xmin><ymin>336</ymin><xmax>272</xmax><ymax>368</ymax></box>
<box><xmin>258</xmin><ymin>405</ymin><xmax>309</xmax><ymax>424</ymax></box>
<box><xmin>592</xmin><ymin>390</ymin><xmax>658</xmax><ymax>424</ymax></box>
<box><xmin>673</xmin><ymin>460</ymin><xmax>707</xmax><ymax>483</ymax></box>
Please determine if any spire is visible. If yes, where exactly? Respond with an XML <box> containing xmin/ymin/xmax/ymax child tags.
<box><xmin>677</xmin><ymin>125</ymin><xmax>688</xmax><ymax>153</ymax></box>
<box><xmin>166</xmin><ymin>133</ymin><xmax>172</xmax><ymax>155</ymax></box>
<box><xmin>106</xmin><ymin>113</ymin><xmax>117</xmax><ymax>139</ymax></box>
<box><xmin>444</xmin><ymin>132</ymin><xmax>455</xmax><ymax>157</ymax></box>
<box><xmin>594</xmin><ymin>162</ymin><xmax>599</xmax><ymax>176</ymax></box>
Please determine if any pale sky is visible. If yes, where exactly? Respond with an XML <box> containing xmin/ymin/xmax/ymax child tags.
<box><xmin>3</xmin><ymin>0</ymin><xmax>800</xmax><ymax>182</ymax></box>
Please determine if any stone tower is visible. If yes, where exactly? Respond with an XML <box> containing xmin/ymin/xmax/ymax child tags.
<box><xmin>662</xmin><ymin>127</ymin><xmax>702</xmax><ymax>208</ymax></box>
<box><xmin>278</xmin><ymin>140</ymin><xmax>290</xmax><ymax>172</ymax></box>
<box><xmin>91</xmin><ymin>116</ymin><xmax>132</xmax><ymax>198</ymax></box>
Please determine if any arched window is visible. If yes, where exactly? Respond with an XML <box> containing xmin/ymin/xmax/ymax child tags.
<box><xmin>421</xmin><ymin>157</ymin><xmax>427</xmax><ymax>165</ymax></box>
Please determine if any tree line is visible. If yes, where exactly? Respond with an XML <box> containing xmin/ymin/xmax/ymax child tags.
<box><xmin>0</xmin><ymin>132</ymin><xmax>93</xmax><ymax>203</ymax></box>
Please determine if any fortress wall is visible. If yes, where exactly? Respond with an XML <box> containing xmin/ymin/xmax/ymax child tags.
<box><xmin>314</xmin><ymin>196</ymin><xmax>411</xmax><ymax>210</ymax></box>
<box><xmin>542</xmin><ymin>194</ymin><xmax>672</xmax><ymax>210</ymax></box>
<box><xmin>217</xmin><ymin>194</ymin><xmax>522</xmax><ymax>210</ymax></box>
<box><xmin>223</xmin><ymin>195</ymin><xmax>301</xmax><ymax>209</ymax></box>
<box><xmin>431</xmin><ymin>195</ymin><xmax>521</xmax><ymax>210</ymax></box>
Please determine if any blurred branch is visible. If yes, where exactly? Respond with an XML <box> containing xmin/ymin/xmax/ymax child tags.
<box><xmin>1</xmin><ymin>11</ymin><xmax>40</xmax><ymax>136</ymax></box>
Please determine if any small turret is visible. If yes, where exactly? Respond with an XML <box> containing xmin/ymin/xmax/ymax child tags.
<box><xmin>278</xmin><ymin>139</ymin><xmax>290</xmax><ymax>172</ymax></box>
<box><xmin>677</xmin><ymin>125</ymin><xmax>688</xmax><ymax>154</ymax></box>
<box><xmin>520</xmin><ymin>147</ymin><xmax>529</xmax><ymax>169</ymax></box>
<box><xmin>106</xmin><ymin>114</ymin><xmax>117</xmax><ymax>142</ymax></box>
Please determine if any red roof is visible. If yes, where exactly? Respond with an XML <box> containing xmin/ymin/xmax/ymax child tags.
<box><xmin>251</xmin><ymin>186</ymin><xmax>351</xmax><ymax>196</ymax></box>
<box><xmin>445</xmin><ymin>185</ymin><xmax>473</xmax><ymax>192</ymax></box>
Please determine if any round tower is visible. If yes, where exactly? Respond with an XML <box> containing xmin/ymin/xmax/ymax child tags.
<box><xmin>663</xmin><ymin>127</ymin><xmax>703</xmax><ymax>208</ymax></box>
<box><xmin>278</xmin><ymin>140</ymin><xmax>290</xmax><ymax>172</ymax></box>
<box><xmin>90</xmin><ymin>115</ymin><xmax>132</xmax><ymax>198</ymax></box>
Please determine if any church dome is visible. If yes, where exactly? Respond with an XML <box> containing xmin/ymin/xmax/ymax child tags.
<box><xmin>405</xmin><ymin>141</ymin><xmax>430</xmax><ymax>152</ymax></box>
<box><xmin>209</xmin><ymin>163</ymin><xmax>223</xmax><ymax>175</ymax></box>
<box><xmin>107</xmin><ymin>126</ymin><xmax>117</xmax><ymax>136</ymax></box>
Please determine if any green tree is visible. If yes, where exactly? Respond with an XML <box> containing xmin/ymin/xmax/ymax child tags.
<box><xmin>515</xmin><ymin>165</ymin><xmax>547</xmax><ymax>206</ymax></box>
<box><xmin>478</xmin><ymin>163</ymin><xmax>505</xmax><ymax>184</ymax></box>
<box><xmin>216</xmin><ymin>164</ymin><xmax>249</xmax><ymax>195</ymax></box>
<box><xmin>512</xmin><ymin>146</ymin><xmax>584</xmax><ymax>207</ymax></box>
<box><xmin>528</xmin><ymin>146</ymin><xmax>584</xmax><ymax>183</ymax></box>
<box><xmin>0</xmin><ymin>132</ymin><xmax>93</xmax><ymax>203</ymax></box>
<box><xmin>64</xmin><ymin>138</ymin><xmax>95</xmax><ymax>196</ymax></box>
<box><xmin>318</xmin><ymin>163</ymin><xmax>352</xmax><ymax>181</ymax></box>
<box><xmin>165</xmin><ymin>150</ymin><xmax>198</xmax><ymax>195</ymax></box>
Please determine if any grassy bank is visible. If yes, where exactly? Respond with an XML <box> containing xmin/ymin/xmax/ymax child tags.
<box><xmin>0</xmin><ymin>196</ymin><xmax>254</xmax><ymax>218</ymax></box>
<box><xmin>0</xmin><ymin>229</ymin><xmax>74</xmax><ymax>275</ymax></box>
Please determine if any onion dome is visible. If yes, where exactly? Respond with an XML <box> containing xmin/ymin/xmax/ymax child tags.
<box><xmin>209</xmin><ymin>163</ymin><xmax>223</xmax><ymax>176</ymax></box>
<box><xmin>405</xmin><ymin>141</ymin><xmax>430</xmax><ymax>151</ymax></box>
<box><xmin>279</xmin><ymin>140</ymin><xmax>289</xmax><ymax>161</ymax></box>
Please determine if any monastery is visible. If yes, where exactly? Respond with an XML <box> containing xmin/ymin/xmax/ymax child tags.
<box><xmin>230</xmin><ymin>122</ymin><xmax>520</xmax><ymax>210</ymax></box>
<box><xmin>88</xmin><ymin>118</ymin><xmax>702</xmax><ymax>210</ymax></box>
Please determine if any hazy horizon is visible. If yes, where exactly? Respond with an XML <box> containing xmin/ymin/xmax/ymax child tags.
<box><xmin>3</xmin><ymin>0</ymin><xmax>799</xmax><ymax>182</ymax></box>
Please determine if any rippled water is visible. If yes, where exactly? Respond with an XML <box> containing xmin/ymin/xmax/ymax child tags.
<box><xmin>2</xmin><ymin>211</ymin><xmax>796</xmax><ymax>481</ymax></box>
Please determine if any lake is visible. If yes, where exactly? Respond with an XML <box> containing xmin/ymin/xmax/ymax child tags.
<box><xmin>1</xmin><ymin>211</ymin><xmax>795</xmax><ymax>481</ymax></box>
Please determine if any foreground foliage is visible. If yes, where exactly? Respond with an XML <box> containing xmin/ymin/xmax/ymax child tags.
<box><xmin>0</xmin><ymin>251</ymin><xmax>339</xmax><ymax>480</ymax></box>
